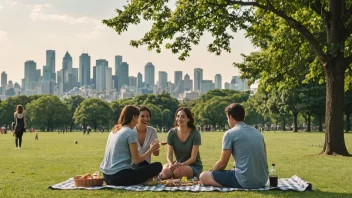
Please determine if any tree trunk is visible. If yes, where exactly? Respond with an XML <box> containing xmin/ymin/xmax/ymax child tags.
<box><xmin>70</xmin><ymin>120</ymin><xmax>74</xmax><ymax>132</ymax></box>
<box><xmin>282</xmin><ymin>118</ymin><xmax>286</xmax><ymax>131</ymax></box>
<box><xmin>322</xmin><ymin>61</ymin><xmax>349</xmax><ymax>155</ymax></box>
<box><xmin>318</xmin><ymin>116</ymin><xmax>323</xmax><ymax>132</ymax></box>
<box><xmin>307</xmin><ymin>114</ymin><xmax>311</xmax><ymax>132</ymax></box>
<box><xmin>47</xmin><ymin>120</ymin><xmax>50</xmax><ymax>132</ymax></box>
<box><xmin>346</xmin><ymin>114</ymin><xmax>350</xmax><ymax>133</ymax></box>
<box><xmin>293</xmin><ymin>112</ymin><xmax>298</xmax><ymax>132</ymax></box>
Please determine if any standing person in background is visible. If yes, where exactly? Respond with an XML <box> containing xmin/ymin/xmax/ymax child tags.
<box><xmin>159</xmin><ymin>107</ymin><xmax>203</xmax><ymax>179</ymax></box>
<box><xmin>132</xmin><ymin>106</ymin><xmax>159</xmax><ymax>168</ymax></box>
<box><xmin>100</xmin><ymin>105</ymin><xmax>162</xmax><ymax>186</ymax></box>
<box><xmin>14</xmin><ymin>105</ymin><xmax>26</xmax><ymax>149</ymax></box>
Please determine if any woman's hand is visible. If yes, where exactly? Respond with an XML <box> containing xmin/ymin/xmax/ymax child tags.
<box><xmin>170</xmin><ymin>162</ymin><xmax>183</xmax><ymax>171</ymax></box>
<box><xmin>150</xmin><ymin>141</ymin><xmax>160</xmax><ymax>153</ymax></box>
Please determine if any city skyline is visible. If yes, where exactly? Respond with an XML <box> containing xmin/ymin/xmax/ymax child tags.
<box><xmin>0</xmin><ymin>0</ymin><xmax>254</xmax><ymax>85</ymax></box>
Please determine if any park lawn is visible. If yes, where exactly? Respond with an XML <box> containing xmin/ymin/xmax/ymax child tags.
<box><xmin>0</xmin><ymin>131</ymin><xmax>351</xmax><ymax>198</ymax></box>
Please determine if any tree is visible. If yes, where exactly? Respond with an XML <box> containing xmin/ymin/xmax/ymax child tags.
<box><xmin>73</xmin><ymin>98</ymin><xmax>113</xmax><ymax>131</ymax></box>
<box><xmin>143</xmin><ymin>93</ymin><xmax>179</xmax><ymax>116</ymax></box>
<box><xmin>345</xmin><ymin>89</ymin><xmax>352</xmax><ymax>132</ymax></box>
<box><xmin>192</xmin><ymin>91</ymin><xmax>249</xmax><ymax>128</ymax></box>
<box><xmin>144</xmin><ymin>104</ymin><xmax>163</xmax><ymax>129</ymax></box>
<box><xmin>162</xmin><ymin>109</ymin><xmax>173</xmax><ymax>130</ymax></box>
<box><xmin>0</xmin><ymin>95</ymin><xmax>33</xmax><ymax>126</ymax></box>
<box><xmin>26</xmin><ymin>95</ymin><xmax>70</xmax><ymax>131</ymax></box>
<box><xmin>104</xmin><ymin>0</ymin><xmax>352</xmax><ymax>155</ymax></box>
<box><xmin>63</xmin><ymin>95</ymin><xmax>85</xmax><ymax>131</ymax></box>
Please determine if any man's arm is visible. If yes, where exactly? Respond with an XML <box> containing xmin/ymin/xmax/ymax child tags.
<box><xmin>212</xmin><ymin>149</ymin><xmax>232</xmax><ymax>171</ymax></box>
<box><xmin>264</xmin><ymin>141</ymin><xmax>267</xmax><ymax>158</ymax></box>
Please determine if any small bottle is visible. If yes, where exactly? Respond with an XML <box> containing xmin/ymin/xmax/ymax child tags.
<box><xmin>269</xmin><ymin>163</ymin><xmax>278</xmax><ymax>187</ymax></box>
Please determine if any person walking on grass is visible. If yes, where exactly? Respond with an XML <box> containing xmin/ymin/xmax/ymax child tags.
<box><xmin>199</xmin><ymin>103</ymin><xmax>268</xmax><ymax>189</ymax></box>
<box><xmin>100</xmin><ymin>105</ymin><xmax>162</xmax><ymax>186</ymax></box>
<box><xmin>159</xmin><ymin>107</ymin><xmax>203</xmax><ymax>180</ymax></box>
<box><xmin>131</xmin><ymin>106</ymin><xmax>159</xmax><ymax>169</ymax></box>
<box><xmin>14</xmin><ymin>105</ymin><xmax>26</xmax><ymax>149</ymax></box>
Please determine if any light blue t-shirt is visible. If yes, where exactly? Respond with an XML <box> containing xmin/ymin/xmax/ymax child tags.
<box><xmin>223</xmin><ymin>122</ymin><xmax>269</xmax><ymax>188</ymax></box>
<box><xmin>100</xmin><ymin>126</ymin><xmax>138</xmax><ymax>175</ymax></box>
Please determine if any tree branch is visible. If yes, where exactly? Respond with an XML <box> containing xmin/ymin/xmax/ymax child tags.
<box><xmin>344</xmin><ymin>4</ymin><xmax>352</xmax><ymax>21</ymax></box>
<box><xmin>310</xmin><ymin>0</ymin><xmax>329</xmax><ymax>19</ymax></box>
<box><xmin>225</xmin><ymin>0</ymin><xmax>328</xmax><ymax>64</ymax></box>
<box><xmin>344</xmin><ymin>21</ymin><xmax>352</xmax><ymax>40</ymax></box>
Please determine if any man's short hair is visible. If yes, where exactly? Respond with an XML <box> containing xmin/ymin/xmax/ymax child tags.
<box><xmin>225</xmin><ymin>103</ymin><xmax>245</xmax><ymax>121</ymax></box>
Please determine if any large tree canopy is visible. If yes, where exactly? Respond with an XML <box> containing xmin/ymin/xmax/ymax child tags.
<box><xmin>104</xmin><ymin>0</ymin><xmax>352</xmax><ymax>155</ymax></box>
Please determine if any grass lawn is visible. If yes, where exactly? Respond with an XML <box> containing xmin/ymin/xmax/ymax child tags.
<box><xmin>0</xmin><ymin>131</ymin><xmax>351</xmax><ymax>198</ymax></box>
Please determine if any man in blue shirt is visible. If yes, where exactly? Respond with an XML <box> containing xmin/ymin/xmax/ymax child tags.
<box><xmin>200</xmin><ymin>103</ymin><xmax>269</xmax><ymax>188</ymax></box>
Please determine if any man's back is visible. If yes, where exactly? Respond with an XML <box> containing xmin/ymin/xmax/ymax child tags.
<box><xmin>223</xmin><ymin>122</ymin><xmax>268</xmax><ymax>188</ymax></box>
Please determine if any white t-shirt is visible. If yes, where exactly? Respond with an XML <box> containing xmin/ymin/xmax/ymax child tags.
<box><xmin>133</xmin><ymin>126</ymin><xmax>158</xmax><ymax>163</ymax></box>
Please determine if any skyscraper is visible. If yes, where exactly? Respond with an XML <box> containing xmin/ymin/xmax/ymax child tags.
<box><xmin>62</xmin><ymin>52</ymin><xmax>73</xmax><ymax>91</ymax></box>
<box><xmin>24</xmin><ymin>60</ymin><xmax>37</xmax><ymax>91</ymax></box>
<box><xmin>201</xmin><ymin>80</ymin><xmax>215</xmax><ymax>94</ymax></box>
<box><xmin>43</xmin><ymin>66</ymin><xmax>52</xmax><ymax>81</ymax></box>
<box><xmin>46</xmin><ymin>50</ymin><xmax>56</xmax><ymax>81</ymax></box>
<box><xmin>215</xmin><ymin>74</ymin><xmax>222</xmax><ymax>89</ymax></box>
<box><xmin>184</xmin><ymin>73</ymin><xmax>193</xmax><ymax>91</ymax></box>
<box><xmin>72</xmin><ymin>68</ymin><xmax>79</xmax><ymax>87</ymax></box>
<box><xmin>79</xmin><ymin>53</ymin><xmax>91</xmax><ymax>86</ymax></box>
<box><xmin>106</xmin><ymin>67</ymin><xmax>113</xmax><ymax>91</ymax></box>
<box><xmin>115</xmin><ymin>55</ymin><xmax>122</xmax><ymax>75</ymax></box>
<box><xmin>158</xmin><ymin>71</ymin><xmax>168</xmax><ymax>90</ymax></box>
<box><xmin>96</xmin><ymin>59</ymin><xmax>108</xmax><ymax>91</ymax></box>
<box><xmin>112</xmin><ymin>75</ymin><xmax>118</xmax><ymax>90</ymax></box>
<box><xmin>93</xmin><ymin>66</ymin><xmax>96</xmax><ymax>88</ymax></box>
<box><xmin>129</xmin><ymin>76</ymin><xmax>137</xmax><ymax>87</ymax></box>
<box><xmin>194</xmin><ymin>68</ymin><xmax>203</xmax><ymax>91</ymax></box>
<box><xmin>119</xmin><ymin>62</ymin><xmax>129</xmax><ymax>90</ymax></box>
<box><xmin>174</xmin><ymin>71</ymin><xmax>183</xmax><ymax>86</ymax></box>
<box><xmin>145</xmin><ymin>62</ymin><xmax>155</xmax><ymax>86</ymax></box>
<box><xmin>1</xmin><ymin>71</ymin><xmax>7</xmax><ymax>94</ymax></box>
<box><xmin>137</xmin><ymin>72</ymin><xmax>143</xmax><ymax>88</ymax></box>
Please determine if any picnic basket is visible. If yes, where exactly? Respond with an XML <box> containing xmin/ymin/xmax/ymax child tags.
<box><xmin>73</xmin><ymin>175</ymin><xmax>104</xmax><ymax>187</ymax></box>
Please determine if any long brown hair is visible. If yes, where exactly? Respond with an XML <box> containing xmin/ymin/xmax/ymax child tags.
<box><xmin>16</xmin><ymin>105</ymin><xmax>24</xmax><ymax>114</ymax></box>
<box><xmin>173</xmin><ymin>107</ymin><xmax>196</xmax><ymax>130</ymax></box>
<box><xmin>112</xmin><ymin>105</ymin><xmax>140</xmax><ymax>133</ymax></box>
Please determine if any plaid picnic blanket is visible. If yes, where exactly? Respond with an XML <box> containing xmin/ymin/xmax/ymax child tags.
<box><xmin>48</xmin><ymin>175</ymin><xmax>312</xmax><ymax>192</ymax></box>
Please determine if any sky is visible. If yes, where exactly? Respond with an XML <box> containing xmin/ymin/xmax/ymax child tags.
<box><xmin>0</xmin><ymin>0</ymin><xmax>255</xmax><ymax>85</ymax></box>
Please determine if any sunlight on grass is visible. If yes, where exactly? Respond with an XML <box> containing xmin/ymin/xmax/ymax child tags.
<box><xmin>0</xmin><ymin>131</ymin><xmax>351</xmax><ymax>198</ymax></box>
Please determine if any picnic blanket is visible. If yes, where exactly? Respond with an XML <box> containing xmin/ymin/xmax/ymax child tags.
<box><xmin>48</xmin><ymin>175</ymin><xmax>312</xmax><ymax>192</ymax></box>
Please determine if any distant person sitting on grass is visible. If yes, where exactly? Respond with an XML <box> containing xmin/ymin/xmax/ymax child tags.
<box><xmin>199</xmin><ymin>103</ymin><xmax>269</xmax><ymax>189</ymax></box>
<box><xmin>100</xmin><ymin>105</ymin><xmax>162</xmax><ymax>186</ymax></box>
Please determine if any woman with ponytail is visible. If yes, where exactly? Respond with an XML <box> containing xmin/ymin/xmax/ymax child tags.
<box><xmin>100</xmin><ymin>105</ymin><xmax>162</xmax><ymax>186</ymax></box>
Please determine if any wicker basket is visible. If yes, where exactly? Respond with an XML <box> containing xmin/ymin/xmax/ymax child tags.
<box><xmin>74</xmin><ymin>175</ymin><xmax>104</xmax><ymax>187</ymax></box>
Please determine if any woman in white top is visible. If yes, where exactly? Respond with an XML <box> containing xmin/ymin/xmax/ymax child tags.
<box><xmin>14</xmin><ymin>105</ymin><xmax>26</xmax><ymax>149</ymax></box>
<box><xmin>132</xmin><ymin>106</ymin><xmax>159</xmax><ymax>168</ymax></box>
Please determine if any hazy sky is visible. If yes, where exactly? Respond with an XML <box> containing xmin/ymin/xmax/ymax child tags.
<box><xmin>0</xmin><ymin>0</ymin><xmax>255</xmax><ymax>85</ymax></box>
